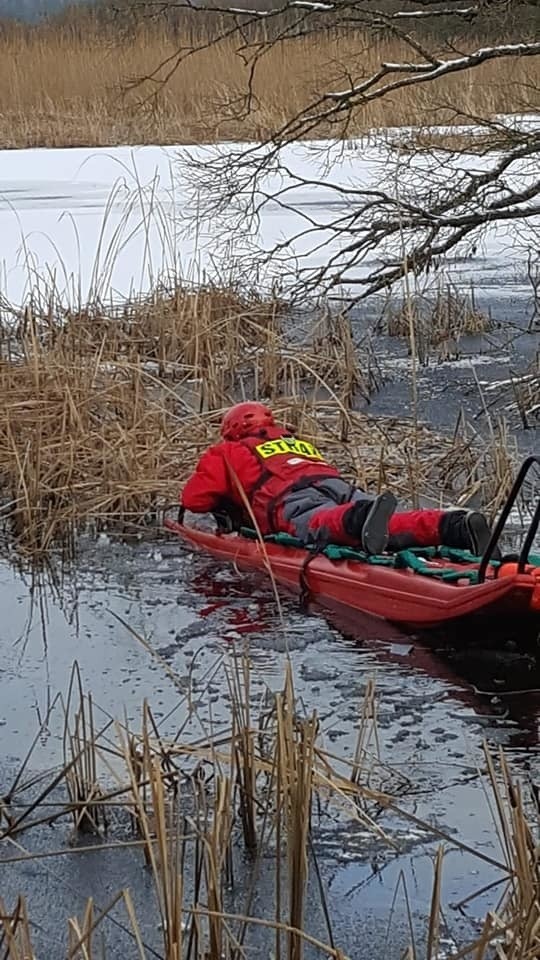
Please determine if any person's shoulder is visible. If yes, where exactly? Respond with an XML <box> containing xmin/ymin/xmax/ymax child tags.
<box><xmin>203</xmin><ymin>438</ymin><xmax>240</xmax><ymax>456</ymax></box>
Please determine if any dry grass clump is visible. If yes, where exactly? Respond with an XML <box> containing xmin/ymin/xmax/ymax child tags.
<box><xmin>0</xmin><ymin>281</ymin><xmax>517</xmax><ymax>556</ymax></box>
<box><xmin>0</xmin><ymin>17</ymin><xmax>537</xmax><ymax>148</ymax></box>
<box><xmin>398</xmin><ymin>130</ymin><xmax>509</xmax><ymax>154</ymax></box>
<box><xmin>0</xmin><ymin>284</ymin><xmax>371</xmax><ymax>556</ymax></box>
<box><xmin>480</xmin><ymin>359</ymin><xmax>540</xmax><ymax>431</ymax></box>
<box><xmin>384</xmin><ymin>282</ymin><xmax>494</xmax><ymax>365</ymax></box>
<box><xmin>0</xmin><ymin>336</ymin><xmax>180</xmax><ymax>556</ymax></box>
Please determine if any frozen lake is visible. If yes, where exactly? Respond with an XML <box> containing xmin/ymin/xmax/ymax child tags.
<box><xmin>1</xmin><ymin>130</ymin><xmax>539</xmax><ymax>306</ymax></box>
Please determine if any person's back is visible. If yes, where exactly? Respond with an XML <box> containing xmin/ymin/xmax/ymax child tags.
<box><xmin>180</xmin><ymin>402</ymin><xmax>497</xmax><ymax>557</ymax></box>
<box><xmin>181</xmin><ymin>403</ymin><xmax>342</xmax><ymax>536</ymax></box>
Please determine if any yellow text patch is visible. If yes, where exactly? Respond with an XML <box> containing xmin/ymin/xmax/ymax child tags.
<box><xmin>255</xmin><ymin>437</ymin><xmax>325</xmax><ymax>461</ymax></box>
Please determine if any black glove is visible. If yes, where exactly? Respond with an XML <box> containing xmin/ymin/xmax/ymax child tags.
<box><xmin>213</xmin><ymin>511</ymin><xmax>235</xmax><ymax>533</ymax></box>
<box><xmin>212</xmin><ymin>499</ymin><xmax>246</xmax><ymax>533</ymax></box>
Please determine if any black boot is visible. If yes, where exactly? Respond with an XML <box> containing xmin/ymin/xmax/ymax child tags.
<box><xmin>439</xmin><ymin>509</ymin><xmax>501</xmax><ymax>560</ymax></box>
<box><xmin>344</xmin><ymin>492</ymin><xmax>397</xmax><ymax>556</ymax></box>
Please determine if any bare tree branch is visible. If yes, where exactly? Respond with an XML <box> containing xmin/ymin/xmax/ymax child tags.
<box><xmin>130</xmin><ymin>0</ymin><xmax>540</xmax><ymax>302</ymax></box>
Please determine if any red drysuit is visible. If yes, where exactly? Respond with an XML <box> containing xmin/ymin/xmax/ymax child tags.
<box><xmin>181</xmin><ymin>427</ymin><xmax>443</xmax><ymax>547</ymax></box>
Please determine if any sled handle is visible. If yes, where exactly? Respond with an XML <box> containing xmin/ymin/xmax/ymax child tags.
<box><xmin>518</xmin><ymin>497</ymin><xmax>540</xmax><ymax>574</ymax></box>
<box><xmin>478</xmin><ymin>455</ymin><xmax>540</xmax><ymax>583</ymax></box>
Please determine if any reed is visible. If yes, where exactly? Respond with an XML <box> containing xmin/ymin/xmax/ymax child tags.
<box><xmin>0</xmin><ymin>16</ymin><xmax>537</xmax><ymax>148</ymax></box>
<box><xmin>62</xmin><ymin>663</ymin><xmax>108</xmax><ymax>836</ymax></box>
<box><xmin>384</xmin><ymin>281</ymin><xmax>493</xmax><ymax>365</ymax></box>
<box><xmin>0</xmin><ymin>272</ymin><xmax>521</xmax><ymax>559</ymax></box>
<box><xmin>0</xmin><ymin>897</ymin><xmax>35</xmax><ymax>960</ymax></box>
<box><xmin>66</xmin><ymin>890</ymin><xmax>147</xmax><ymax>960</ymax></box>
<box><xmin>420</xmin><ymin>745</ymin><xmax>540</xmax><ymax>960</ymax></box>
<box><xmin>275</xmin><ymin>664</ymin><xmax>317</xmax><ymax>960</ymax></box>
<box><xmin>1</xmin><ymin>641</ymin><xmax>539</xmax><ymax>959</ymax></box>
<box><xmin>480</xmin><ymin>360</ymin><xmax>540</xmax><ymax>432</ymax></box>
<box><xmin>480</xmin><ymin>745</ymin><xmax>540</xmax><ymax>959</ymax></box>
<box><xmin>228</xmin><ymin>654</ymin><xmax>258</xmax><ymax>854</ymax></box>
<box><xmin>120</xmin><ymin>712</ymin><xmax>186</xmax><ymax>959</ymax></box>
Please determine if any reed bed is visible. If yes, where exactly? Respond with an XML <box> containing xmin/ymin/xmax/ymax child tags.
<box><xmin>1</xmin><ymin>651</ymin><xmax>538</xmax><ymax>959</ymax></box>
<box><xmin>0</xmin><ymin>283</ymin><xmax>518</xmax><ymax>558</ymax></box>
<box><xmin>0</xmin><ymin>16</ymin><xmax>537</xmax><ymax>149</ymax></box>
<box><xmin>479</xmin><ymin>359</ymin><xmax>540</xmax><ymax>431</ymax></box>
<box><xmin>0</xmin><ymin>656</ymin><xmax>401</xmax><ymax>959</ymax></box>
<box><xmin>383</xmin><ymin>282</ymin><xmax>494</xmax><ymax>366</ymax></box>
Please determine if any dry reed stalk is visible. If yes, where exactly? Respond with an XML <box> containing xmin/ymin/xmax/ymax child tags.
<box><xmin>66</xmin><ymin>890</ymin><xmax>148</xmax><ymax>960</ymax></box>
<box><xmin>426</xmin><ymin>846</ymin><xmax>444</xmax><ymax>960</ymax></box>
<box><xmin>0</xmin><ymin>19</ymin><xmax>537</xmax><ymax>148</ymax></box>
<box><xmin>274</xmin><ymin>663</ymin><xmax>317</xmax><ymax>960</ymax></box>
<box><xmin>63</xmin><ymin>664</ymin><xmax>107</xmax><ymax>836</ymax></box>
<box><xmin>67</xmin><ymin>898</ymin><xmax>95</xmax><ymax>960</ymax></box>
<box><xmin>0</xmin><ymin>897</ymin><xmax>35</xmax><ymax>960</ymax></box>
<box><xmin>350</xmin><ymin>678</ymin><xmax>380</xmax><ymax>786</ymax></box>
<box><xmin>119</xmin><ymin>711</ymin><xmax>186</xmax><ymax>959</ymax></box>
<box><xmin>228</xmin><ymin>654</ymin><xmax>258</xmax><ymax>854</ymax></box>
<box><xmin>202</xmin><ymin>775</ymin><xmax>235</xmax><ymax>960</ymax></box>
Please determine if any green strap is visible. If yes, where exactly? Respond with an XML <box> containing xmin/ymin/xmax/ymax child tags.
<box><xmin>322</xmin><ymin>543</ymin><xmax>395</xmax><ymax>566</ymax></box>
<box><xmin>237</xmin><ymin>527</ymin><xmax>539</xmax><ymax>583</ymax></box>
<box><xmin>394</xmin><ymin>549</ymin><xmax>479</xmax><ymax>582</ymax></box>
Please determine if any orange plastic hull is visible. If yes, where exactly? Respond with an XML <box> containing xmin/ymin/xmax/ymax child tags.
<box><xmin>165</xmin><ymin>521</ymin><xmax>540</xmax><ymax>630</ymax></box>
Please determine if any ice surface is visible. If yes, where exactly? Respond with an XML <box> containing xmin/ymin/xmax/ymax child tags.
<box><xmin>0</xmin><ymin>121</ymin><xmax>538</xmax><ymax>307</ymax></box>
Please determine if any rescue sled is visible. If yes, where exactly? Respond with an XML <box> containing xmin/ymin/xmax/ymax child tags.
<box><xmin>165</xmin><ymin>456</ymin><xmax>540</xmax><ymax>632</ymax></box>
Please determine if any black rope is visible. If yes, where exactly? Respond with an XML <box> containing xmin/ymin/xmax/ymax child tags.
<box><xmin>299</xmin><ymin>545</ymin><xmax>325</xmax><ymax>612</ymax></box>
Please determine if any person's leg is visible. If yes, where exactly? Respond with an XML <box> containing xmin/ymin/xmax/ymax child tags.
<box><xmin>280</xmin><ymin>484</ymin><xmax>331</xmax><ymax>541</ymax></box>
<box><xmin>282</xmin><ymin>479</ymin><xmax>396</xmax><ymax>555</ymax></box>
<box><xmin>388</xmin><ymin>508</ymin><xmax>497</xmax><ymax>556</ymax></box>
<box><xmin>439</xmin><ymin>509</ymin><xmax>498</xmax><ymax>557</ymax></box>
<box><xmin>387</xmin><ymin>510</ymin><xmax>442</xmax><ymax>550</ymax></box>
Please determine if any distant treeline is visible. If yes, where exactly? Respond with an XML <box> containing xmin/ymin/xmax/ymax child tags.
<box><xmin>0</xmin><ymin>0</ymin><xmax>83</xmax><ymax>19</ymax></box>
<box><xmin>2</xmin><ymin>0</ymin><xmax>538</xmax><ymax>43</ymax></box>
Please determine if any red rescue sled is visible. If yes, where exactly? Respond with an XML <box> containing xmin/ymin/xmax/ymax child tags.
<box><xmin>165</xmin><ymin>456</ymin><xmax>540</xmax><ymax>632</ymax></box>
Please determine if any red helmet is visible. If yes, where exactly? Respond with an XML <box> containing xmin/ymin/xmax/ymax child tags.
<box><xmin>221</xmin><ymin>402</ymin><xmax>276</xmax><ymax>441</ymax></box>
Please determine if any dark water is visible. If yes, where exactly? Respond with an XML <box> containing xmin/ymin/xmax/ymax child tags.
<box><xmin>355</xmin><ymin>288</ymin><xmax>539</xmax><ymax>455</ymax></box>
<box><xmin>0</xmin><ymin>530</ymin><xmax>539</xmax><ymax>959</ymax></box>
